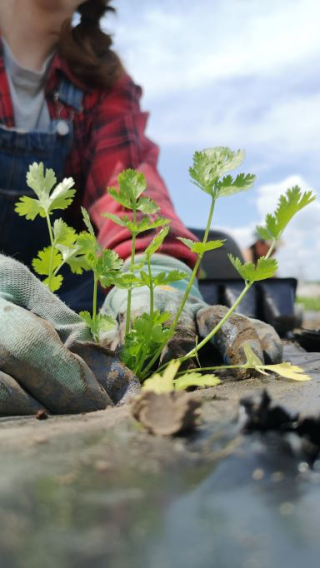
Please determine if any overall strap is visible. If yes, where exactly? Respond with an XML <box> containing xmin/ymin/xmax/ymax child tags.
<box><xmin>55</xmin><ymin>78</ymin><xmax>84</xmax><ymax>112</ymax></box>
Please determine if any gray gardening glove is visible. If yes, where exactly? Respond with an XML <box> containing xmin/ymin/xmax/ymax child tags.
<box><xmin>101</xmin><ymin>254</ymin><xmax>283</xmax><ymax>377</ymax></box>
<box><xmin>0</xmin><ymin>255</ymin><xmax>140</xmax><ymax>416</ymax></box>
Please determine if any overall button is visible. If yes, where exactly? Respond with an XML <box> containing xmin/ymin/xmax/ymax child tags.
<box><xmin>56</xmin><ymin>120</ymin><xmax>69</xmax><ymax>136</ymax></box>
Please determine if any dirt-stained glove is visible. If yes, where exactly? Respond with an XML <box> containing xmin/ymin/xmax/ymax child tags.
<box><xmin>101</xmin><ymin>254</ymin><xmax>283</xmax><ymax>377</ymax></box>
<box><xmin>0</xmin><ymin>255</ymin><xmax>140</xmax><ymax>416</ymax></box>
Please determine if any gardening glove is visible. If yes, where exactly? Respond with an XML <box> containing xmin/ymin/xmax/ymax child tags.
<box><xmin>101</xmin><ymin>254</ymin><xmax>283</xmax><ymax>378</ymax></box>
<box><xmin>0</xmin><ymin>255</ymin><xmax>140</xmax><ymax>416</ymax></box>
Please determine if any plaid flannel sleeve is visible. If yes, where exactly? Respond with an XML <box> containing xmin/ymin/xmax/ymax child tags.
<box><xmin>84</xmin><ymin>74</ymin><xmax>198</xmax><ymax>268</ymax></box>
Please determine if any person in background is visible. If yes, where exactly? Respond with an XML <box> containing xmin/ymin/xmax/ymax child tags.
<box><xmin>0</xmin><ymin>0</ymin><xmax>282</xmax><ymax>416</ymax></box>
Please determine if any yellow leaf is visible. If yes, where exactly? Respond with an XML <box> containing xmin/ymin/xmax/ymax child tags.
<box><xmin>142</xmin><ymin>360</ymin><xmax>181</xmax><ymax>393</ymax></box>
<box><xmin>264</xmin><ymin>362</ymin><xmax>312</xmax><ymax>382</ymax></box>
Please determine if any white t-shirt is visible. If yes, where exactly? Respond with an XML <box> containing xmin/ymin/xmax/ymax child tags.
<box><xmin>2</xmin><ymin>38</ymin><xmax>53</xmax><ymax>132</ymax></box>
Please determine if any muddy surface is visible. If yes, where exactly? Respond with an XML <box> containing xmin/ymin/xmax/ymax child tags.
<box><xmin>1</xmin><ymin>343</ymin><xmax>320</xmax><ymax>568</ymax></box>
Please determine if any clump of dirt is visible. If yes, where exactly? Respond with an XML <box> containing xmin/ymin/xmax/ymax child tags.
<box><xmin>131</xmin><ymin>391</ymin><xmax>202</xmax><ymax>436</ymax></box>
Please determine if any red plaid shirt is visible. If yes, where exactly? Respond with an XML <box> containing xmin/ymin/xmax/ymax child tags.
<box><xmin>0</xmin><ymin>42</ymin><xmax>197</xmax><ymax>267</ymax></box>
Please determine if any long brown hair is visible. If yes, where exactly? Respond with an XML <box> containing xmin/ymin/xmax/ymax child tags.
<box><xmin>59</xmin><ymin>0</ymin><xmax>123</xmax><ymax>89</ymax></box>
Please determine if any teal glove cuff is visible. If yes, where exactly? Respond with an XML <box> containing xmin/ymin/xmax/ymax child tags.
<box><xmin>102</xmin><ymin>254</ymin><xmax>203</xmax><ymax>318</ymax></box>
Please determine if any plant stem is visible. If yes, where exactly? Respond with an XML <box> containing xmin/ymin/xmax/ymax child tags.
<box><xmin>46</xmin><ymin>214</ymin><xmax>55</xmax><ymax>291</ymax></box>
<box><xmin>125</xmin><ymin>206</ymin><xmax>137</xmax><ymax>336</ymax></box>
<box><xmin>134</xmin><ymin>258</ymin><xmax>155</xmax><ymax>376</ymax></box>
<box><xmin>180</xmin><ymin>236</ymin><xmax>278</xmax><ymax>362</ymax></box>
<box><xmin>92</xmin><ymin>273</ymin><xmax>98</xmax><ymax>338</ymax></box>
<box><xmin>140</xmin><ymin>196</ymin><xmax>216</xmax><ymax>380</ymax></box>
<box><xmin>182</xmin><ymin>280</ymin><xmax>252</xmax><ymax>361</ymax></box>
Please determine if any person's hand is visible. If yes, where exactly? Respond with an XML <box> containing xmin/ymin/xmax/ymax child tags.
<box><xmin>101</xmin><ymin>255</ymin><xmax>283</xmax><ymax>378</ymax></box>
<box><xmin>0</xmin><ymin>255</ymin><xmax>140</xmax><ymax>416</ymax></box>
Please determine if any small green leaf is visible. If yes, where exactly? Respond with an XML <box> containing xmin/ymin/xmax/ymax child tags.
<box><xmin>32</xmin><ymin>246</ymin><xmax>62</xmax><ymax>276</ymax></box>
<box><xmin>176</xmin><ymin>237</ymin><xmax>197</xmax><ymax>250</ymax></box>
<box><xmin>153</xmin><ymin>270</ymin><xmax>188</xmax><ymax>287</ymax></box>
<box><xmin>191</xmin><ymin>240</ymin><xmax>225</xmax><ymax>255</ymax></box>
<box><xmin>142</xmin><ymin>360</ymin><xmax>181</xmax><ymax>393</ymax></box>
<box><xmin>81</xmin><ymin>207</ymin><xmax>95</xmax><ymax>237</ymax></box>
<box><xmin>228</xmin><ymin>255</ymin><xmax>278</xmax><ymax>282</ymax></box>
<box><xmin>26</xmin><ymin>162</ymin><xmax>56</xmax><ymax>198</ymax></box>
<box><xmin>43</xmin><ymin>274</ymin><xmax>63</xmax><ymax>292</ymax></box>
<box><xmin>144</xmin><ymin>227</ymin><xmax>170</xmax><ymax>258</ymax></box>
<box><xmin>48</xmin><ymin>178</ymin><xmax>76</xmax><ymax>213</ymax></box>
<box><xmin>174</xmin><ymin>372</ymin><xmax>221</xmax><ymax>391</ymax></box>
<box><xmin>189</xmin><ymin>147</ymin><xmax>246</xmax><ymax>195</ymax></box>
<box><xmin>97</xmin><ymin>314</ymin><xmax>117</xmax><ymax>333</ymax></box>
<box><xmin>14</xmin><ymin>196</ymin><xmax>45</xmax><ymax>220</ymax></box>
<box><xmin>126</xmin><ymin>216</ymin><xmax>170</xmax><ymax>234</ymax></box>
<box><xmin>256</xmin><ymin>186</ymin><xmax>316</xmax><ymax>241</ymax></box>
<box><xmin>79</xmin><ymin>310</ymin><xmax>93</xmax><ymax>328</ymax></box>
<box><xmin>118</xmin><ymin>169</ymin><xmax>147</xmax><ymax>201</ymax></box>
<box><xmin>53</xmin><ymin>219</ymin><xmax>77</xmax><ymax>246</ymax></box>
<box><xmin>137</xmin><ymin>196</ymin><xmax>160</xmax><ymax>214</ymax></box>
<box><xmin>216</xmin><ymin>173</ymin><xmax>256</xmax><ymax>198</ymax></box>
<box><xmin>101</xmin><ymin>212</ymin><xmax>127</xmax><ymax>227</ymax></box>
<box><xmin>113</xmin><ymin>273</ymin><xmax>145</xmax><ymax>289</ymax></box>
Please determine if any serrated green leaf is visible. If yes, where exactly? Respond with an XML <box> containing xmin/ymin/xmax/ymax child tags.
<box><xmin>48</xmin><ymin>177</ymin><xmax>76</xmax><ymax>213</ymax></box>
<box><xmin>191</xmin><ymin>240</ymin><xmax>225</xmax><ymax>255</ymax></box>
<box><xmin>101</xmin><ymin>212</ymin><xmax>127</xmax><ymax>227</ymax></box>
<box><xmin>126</xmin><ymin>216</ymin><xmax>170</xmax><ymax>234</ymax></box>
<box><xmin>76</xmin><ymin>231</ymin><xmax>96</xmax><ymax>255</ymax></box>
<box><xmin>228</xmin><ymin>255</ymin><xmax>278</xmax><ymax>282</ymax></box>
<box><xmin>32</xmin><ymin>246</ymin><xmax>62</xmax><ymax>276</ymax></box>
<box><xmin>79</xmin><ymin>310</ymin><xmax>93</xmax><ymax>328</ymax></box>
<box><xmin>263</xmin><ymin>362</ymin><xmax>312</xmax><ymax>382</ymax></box>
<box><xmin>81</xmin><ymin>207</ymin><xmax>95</xmax><ymax>237</ymax></box>
<box><xmin>55</xmin><ymin>244</ymin><xmax>90</xmax><ymax>274</ymax></box>
<box><xmin>14</xmin><ymin>196</ymin><xmax>46</xmax><ymax>220</ymax></box>
<box><xmin>176</xmin><ymin>237</ymin><xmax>197</xmax><ymax>250</ymax></box>
<box><xmin>137</xmin><ymin>196</ymin><xmax>160</xmax><ymax>214</ymax></box>
<box><xmin>113</xmin><ymin>273</ymin><xmax>145</xmax><ymax>289</ymax></box>
<box><xmin>26</xmin><ymin>162</ymin><xmax>56</xmax><ymax>198</ymax></box>
<box><xmin>142</xmin><ymin>360</ymin><xmax>181</xmax><ymax>393</ymax></box>
<box><xmin>153</xmin><ymin>270</ymin><xmax>188</xmax><ymax>287</ymax></box>
<box><xmin>107</xmin><ymin>186</ymin><xmax>132</xmax><ymax>209</ymax></box>
<box><xmin>97</xmin><ymin>314</ymin><xmax>117</xmax><ymax>333</ymax></box>
<box><xmin>150</xmin><ymin>324</ymin><xmax>171</xmax><ymax>344</ymax></box>
<box><xmin>189</xmin><ymin>147</ymin><xmax>246</xmax><ymax>195</ymax></box>
<box><xmin>53</xmin><ymin>219</ymin><xmax>77</xmax><ymax>246</ymax></box>
<box><xmin>43</xmin><ymin>274</ymin><xmax>63</xmax><ymax>292</ymax></box>
<box><xmin>174</xmin><ymin>372</ymin><xmax>221</xmax><ymax>391</ymax></box>
<box><xmin>257</xmin><ymin>186</ymin><xmax>316</xmax><ymax>240</ymax></box>
<box><xmin>118</xmin><ymin>169</ymin><xmax>147</xmax><ymax>201</ymax></box>
<box><xmin>216</xmin><ymin>173</ymin><xmax>256</xmax><ymax>198</ymax></box>
<box><xmin>144</xmin><ymin>227</ymin><xmax>170</xmax><ymax>258</ymax></box>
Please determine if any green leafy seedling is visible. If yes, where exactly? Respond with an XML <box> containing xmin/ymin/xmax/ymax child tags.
<box><xmin>15</xmin><ymin>163</ymin><xmax>89</xmax><ymax>291</ymax></box>
<box><xmin>102</xmin><ymin>169</ymin><xmax>170</xmax><ymax>337</ymax></box>
<box><xmin>78</xmin><ymin>207</ymin><xmax>123</xmax><ymax>340</ymax></box>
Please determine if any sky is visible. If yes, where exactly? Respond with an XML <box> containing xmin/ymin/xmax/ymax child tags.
<box><xmin>104</xmin><ymin>0</ymin><xmax>320</xmax><ymax>281</ymax></box>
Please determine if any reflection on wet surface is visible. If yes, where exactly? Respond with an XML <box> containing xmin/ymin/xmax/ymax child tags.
<box><xmin>1</xmin><ymin>423</ymin><xmax>320</xmax><ymax>568</ymax></box>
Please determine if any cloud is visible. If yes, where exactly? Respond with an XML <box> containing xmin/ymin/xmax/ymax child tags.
<box><xmin>104</xmin><ymin>1</ymin><xmax>320</xmax><ymax>281</ymax></box>
<box><xmin>225</xmin><ymin>176</ymin><xmax>320</xmax><ymax>281</ymax></box>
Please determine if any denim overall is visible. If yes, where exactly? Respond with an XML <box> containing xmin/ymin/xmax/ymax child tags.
<box><xmin>0</xmin><ymin>79</ymin><xmax>105</xmax><ymax>312</ymax></box>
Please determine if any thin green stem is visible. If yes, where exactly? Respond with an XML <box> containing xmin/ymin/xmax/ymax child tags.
<box><xmin>92</xmin><ymin>273</ymin><xmax>98</xmax><ymax>338</ymax></box>
<box><xmin>182</xmin><ymin>281</ymin><xmax>252</xmax><ymax>361</ymax></box>
<box><xmin>140</xmin><ymin>196</ymin><xmax>216</xmax><ymax>380</ymax></box>
<box><xmin>125</xmin><ymin>205</ymin><xmax>137</xmax><ymax>336</ymax></box>
<box><xmin>46</xmin><ymin>214</ymin><xmax>55</xmax><ymax>291</ymax></box>
<box><xmin>180</xmin><ymin>236</ymin><xmax>278</xmax><ymax>362</ymax></box>
<box><xmin>148</xmin><ymin>257</ymin><xmax>154</xmax><ymax>319</ymax></box>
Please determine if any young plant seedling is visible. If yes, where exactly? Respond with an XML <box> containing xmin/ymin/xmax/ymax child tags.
<box><xmin>14</xmin><ymin>162</ymin><xmax>89</xmax><ymax>291</ymax></box>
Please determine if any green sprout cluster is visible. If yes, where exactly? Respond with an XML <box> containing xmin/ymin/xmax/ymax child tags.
<box><xmin>15</xmin><ymin>147</ymin><xmax>316</xmax><ymax>388</ymax></box>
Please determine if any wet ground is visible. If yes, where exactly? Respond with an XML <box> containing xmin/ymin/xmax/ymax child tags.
<box><xmin>1</xmin><ymin>343</ymin><xmax>320</xmax><ymax>567</ymax></box>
